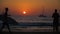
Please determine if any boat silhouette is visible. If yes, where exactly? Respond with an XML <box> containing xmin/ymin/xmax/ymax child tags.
<box><xmin>39</xmin><ymin>15</ymin><xmax>47</xmax><ymax>17</ymax></box>
<box><xmin>39</xmin><ymin>6</ymin><xmax>47</xmax><ymax>17</ymax></box>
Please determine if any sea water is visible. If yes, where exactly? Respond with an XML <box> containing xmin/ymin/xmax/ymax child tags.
<box><xmin>10</xmin><ymin>16</ymin><xmax>60</xmax><ymax>27</ymax></box>
<box><xmin>0</xmin><ymin>16</ymin><xmax>60</xmax><ymax>26</ymax></box>
<box><xmin>0</xmin><ymin>16</ymin><xmax>60</xmax><ymax>32</ymax></box>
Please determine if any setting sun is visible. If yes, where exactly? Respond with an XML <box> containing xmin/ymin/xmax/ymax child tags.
<box><xmin>23</xmin><ymin>11</ymin><xmax>26</xmax><ymax>14</ymax></box>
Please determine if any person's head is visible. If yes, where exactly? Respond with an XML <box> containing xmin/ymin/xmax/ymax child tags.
<box><xmin>55</xmin><ymin>9</ymin><xmax>57</xmax><ymax>13</ymax></box>
<box><xmin>5</xmin><ymin>8</ymin><xmax>8</xmax><ymax>12</ymax></box>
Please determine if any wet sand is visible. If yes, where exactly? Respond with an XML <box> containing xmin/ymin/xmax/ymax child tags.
<box><xmin>1</xmin><ymin>26</ymin><xmax>53</xmax><ymax>32</ymax></box>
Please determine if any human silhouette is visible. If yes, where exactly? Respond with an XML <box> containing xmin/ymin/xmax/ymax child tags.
<box><xmin>0</xmin><ymin>8</ymin><xmax>11</xmax><ymax>32</ymax></box>
<box><xmin>52</xmin><ymin>9</ymin><xmax>59</xmax><ymax>32</ymax></box>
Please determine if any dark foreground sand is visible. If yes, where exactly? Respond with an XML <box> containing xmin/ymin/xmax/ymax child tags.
<box><xmin>1</xmin><ymin>26</ymin><xmax>53</xmax><ymax>32</ymax></box>
<box><xmin>0</xmin><ymin>26</ymin><xmax>60</xmax><ymax>32</ymax></box>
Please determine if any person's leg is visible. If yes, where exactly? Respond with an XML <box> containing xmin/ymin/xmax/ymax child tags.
<box><xmin>53</xmin><ymin>22</ymin><xmax>56</xmax><ymax>32</ymax></box>
<box><xmin>56</xmin><ymin>23</ymin><xmax>59</xmax><ymax>32</ymax></box>
<box><xmin>6</xmin><ymin>23</ymin><xmax>11</xmax><ymax>32</ymax></box>
<box><xmin>53</xmin><ymin>21</ymin><xmax>56</xmax><ymax>32</ymax></box>
<box><xmin>0</xmin><ymin>23</ymin><xmax>5</xmax><ymax>32</ymax></box>
<box><xmin>53</xmin><ymin>26</ymin><xmax>56</xmax><ymax>32</ymax></box>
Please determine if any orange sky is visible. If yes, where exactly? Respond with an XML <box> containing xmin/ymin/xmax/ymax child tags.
<box><xmin>0</xmin><ymin>0</ymin><xmax>60</xmax><ymax>16</ymax></box>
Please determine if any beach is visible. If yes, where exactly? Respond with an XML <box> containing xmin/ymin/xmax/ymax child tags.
<box><xmin>1</xmin><ymin>26</ymin><xmax>53</xmax><ymax>32</ymax></box>
<box><xmin>0</xmin><ymin>16</ymin><xmax>60</xmax><ymax>32</ymax></box>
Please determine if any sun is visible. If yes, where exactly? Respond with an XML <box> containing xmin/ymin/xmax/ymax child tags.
<box><xmin>23</xmin><ymin>11</ymin><xmax>26</xmax><ymax>14</ymax></box>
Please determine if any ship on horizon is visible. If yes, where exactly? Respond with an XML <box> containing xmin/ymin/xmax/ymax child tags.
<box><xmin>39</xmin><ymin>6</ymin><xmax>47</xmax><ymax>17</ymax></box>
<box><xmin>39</xmin><ymin>14</ymin><xmax>47</xmax><ymax>17</ymax></box>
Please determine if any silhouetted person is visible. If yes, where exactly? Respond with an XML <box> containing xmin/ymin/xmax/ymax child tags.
<box><xmin>52</xmin><ymin>9</ymin><xmax>59</xmax><ymax>32</ymax></box>
<box><xmin>0</xmin><ymin>8</ymin><xmax>11</xmax><ymax>32</ymax></box>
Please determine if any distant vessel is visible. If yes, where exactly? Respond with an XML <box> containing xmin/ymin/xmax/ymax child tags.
<box><xmin>39</xmin><ymin>6</ymin><xmax>47</xmax><ymax>17</ymax></box>
<box><xmin>39</xmin><ymin>15</ymin><xmax>47</xmax><ymax>17</ymax></box>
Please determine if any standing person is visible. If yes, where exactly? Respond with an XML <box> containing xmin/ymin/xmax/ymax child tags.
<box><xmin>0</xmin><ymin>8</ymin><xmax>11</xmax><ymax>32</ymax></box>
<box><xmin>52</xmin><ymin>9</ymin><xmax>59</xmax><ymax>32</ymax></box>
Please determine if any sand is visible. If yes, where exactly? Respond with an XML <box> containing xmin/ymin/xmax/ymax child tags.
<box><xmin>1</xmin><ymin>26</ymin><xmax>53</xmax><ymax>32</ymax></box>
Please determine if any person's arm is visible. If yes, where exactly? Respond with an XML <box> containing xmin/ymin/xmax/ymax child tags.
<box><xmin>52</xmin><ymin>13</ymin><xmax>54</xmax><ymax>18</ymax></box>
<box><xmin>58</xmin><ymin>13</ymin><xmax>60</xmax><ymax>18</ymax></box>
<box><xmin>56</xmin><ymin>13</ymin><xmax>59</xmax><ymax>17</ymax></box>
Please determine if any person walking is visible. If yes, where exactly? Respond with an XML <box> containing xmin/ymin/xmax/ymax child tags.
<box><xmin>0</xmin><ymin>8</ymin><xmax>11</xmax><ymax>32</ymax></box>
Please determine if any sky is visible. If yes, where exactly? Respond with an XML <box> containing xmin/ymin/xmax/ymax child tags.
<box><xmin>0</xmin><ymin>0</ymin><xmax>60</xmax><ymax>16</ymax></box>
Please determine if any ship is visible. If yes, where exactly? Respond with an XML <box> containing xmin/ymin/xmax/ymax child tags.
<box><xmin>39</xmin><ymin>14</ymin><xmax>47</xmax><ymax>17</ymax></box>
<box><xmin>38</xmin><ymin>6</ymin><xmax>47</xmax><ymax>17</ymax></box>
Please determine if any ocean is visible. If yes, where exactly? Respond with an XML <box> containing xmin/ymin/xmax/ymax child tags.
<box><xmin>0</xmin><ymin>16</ymin><xmax>60</xmax><ymax>32</ymax></box>
<box><xmin>8</xmin><ymin>16</ymin><xmax>60</xmax><ymax>26</ymax></box>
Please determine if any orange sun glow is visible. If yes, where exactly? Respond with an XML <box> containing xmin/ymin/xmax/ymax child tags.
<box><xmin>23</xmin><ymin>11</ymin><xmax>26</xmax><ymax>14</ymax></box>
